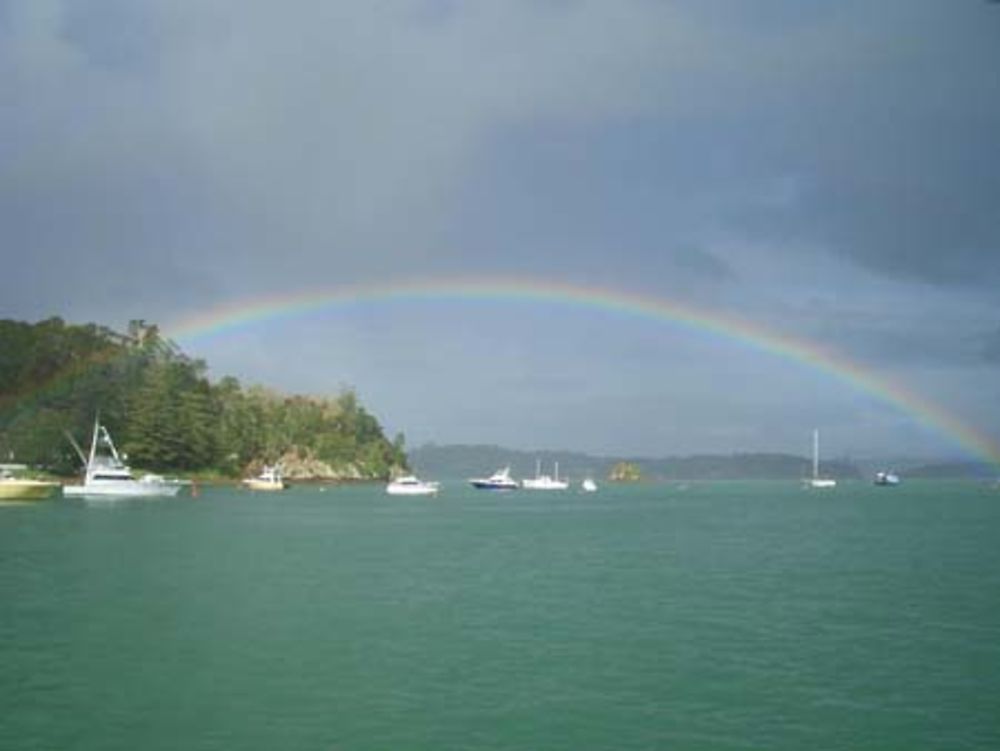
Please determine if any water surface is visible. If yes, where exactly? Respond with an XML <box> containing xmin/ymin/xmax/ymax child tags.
<box><xmin>2</xmin><ymin>480</ymin><xmax>999</xmax><ymax>749</ymax></box>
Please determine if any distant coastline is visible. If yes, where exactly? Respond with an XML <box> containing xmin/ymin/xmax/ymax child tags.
<box><xmin>408</xmin><ymin>444</ymin><xmax>997</xmax><ymax>482</ymax></box>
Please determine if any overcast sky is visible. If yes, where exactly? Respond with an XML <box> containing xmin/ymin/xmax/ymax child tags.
<box><xmin>2</xmin><ymin>0</ymin><xmax>999</xmax><ymax>461</ymax></box>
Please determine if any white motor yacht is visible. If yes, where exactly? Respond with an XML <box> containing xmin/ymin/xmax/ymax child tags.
<box><xmin>522</xmin><ymin>460</ymin><xmax>569</xmax><ymax>490</ymax></box>
<box><xmin>386</xmin><ymin>475</ymin><xmax>440</xmax><ymax>496</ymax></box>
<box><xmin>874</xmin><ymin>471</ymin><xmax>901</xmax><ymax>486</ymax></box>
<box><xmin>64</xmin><ymin>418</ymin><xmax>185</xmax><ymax>498</ymax></box>
<box><xmin>469</xmin><ymin>466</ymin><xmax>520</xmax><ymax>491</ymax></box>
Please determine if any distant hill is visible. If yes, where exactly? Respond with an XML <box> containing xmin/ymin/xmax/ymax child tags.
<box><xmin>410</xmin><ymin>444</ymin><xmax>1000</xmax><ymax>482</ymax></box>
<box><xmin>409</xmin><ymin>444</ymin><xmax>602</xmax><ymax>482</ymax></box>
<box><xmin>409</xmin><ymin>444</ymin><xmax>864</xmax><ymax>481</ymax></box>
<box><xmin>904</xmin><ymin>462</ymin><xmax>997</xmax><ymax>479</ymax></box>
<box><xmin>642</xmin><ymin>453</ymin><xmax>861</xmax><ymax>481</ymax></box>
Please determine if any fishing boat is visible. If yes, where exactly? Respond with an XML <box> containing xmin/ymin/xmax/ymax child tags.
<box><xmin>63</xmin><ymin>418</ymin><xmax>185</xmax><ymax>498</ymax></box>
<box><xmin>806</xmin><ymin>429</ymin><xmax>837</xmax><ymax>489</ymax></box>
<box><xmin>522</xmin><ymin>460</ymin><xmax>569</xmax><ymax>490</ymax></box>
<box><xmin>386</xmin><ymin>475</ymin><xmax>439</xmax><ymax>496</ymax></box>
<box><xmin>0</xmin><ymin>469</ymin><xmax>61</xmax><ymax>501</ymax></box>
<box><xmin>469</xmin><ymin>466</ymin><xmax>520</xmax><ymax>491</ymax></box>
<box><xmin>242</xmin><ymin>465</ymin><xmax>286</xmax><ymax>491</ymax></box>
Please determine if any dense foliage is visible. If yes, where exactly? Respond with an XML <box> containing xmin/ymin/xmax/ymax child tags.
<box><xmin>0</xmin><ymin>318</ymin><xmax>407</xmax><ymax>478</ymax></box>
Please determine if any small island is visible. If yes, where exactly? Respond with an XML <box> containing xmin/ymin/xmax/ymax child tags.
<box><xmin>609</xmin><ymin>461</ymin><xmax>642</xmax><ymax>482</ymax></box>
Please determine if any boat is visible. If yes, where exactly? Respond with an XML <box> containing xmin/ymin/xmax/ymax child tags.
<box><xmin>806</xmin><ymin>429</ymin><xmax>837</xmax><ymax>489</ymax></box>
<box><xmin>874</xmin><ymin>471</ymin><xmax>901</xmax><ymax>486</ymax></box>
<box><xmin>386</xmin><ymin>475</ymin><xmax>440</xmax><ymax>496</ymax></box>
<box><xmin>242</xmin><ymin>465</ymin><xmax>286</xmax><ymax>491</ymax></box>
<box><xmin>581</xmin><ymin>477</ymin><xmax>598</xmax><ymax>493</ymax></box>
<box><xmin>63</xmin><ymin>418</ymin><xmax>185</xmax><ymax>498</ymax></box>
<box><xmin>522</xmin><ymin>460</ymin><xmax>569</xmax><ymax>490</ymax></box>
<box><xmin>0</xmin><ymin>469</ymin><xmax>61</xmax><ymax>501</ymax></box>
<box><xmin>469</xmin><ymin>466</ymin><xmax>520</xmax><ymax>491</ymax></box>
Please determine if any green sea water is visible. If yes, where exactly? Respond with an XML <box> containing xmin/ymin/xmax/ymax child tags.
<box><xmin>2</xmin><ymin>480</ymin><xmax>999</xmax><ymax>750</ymax></box>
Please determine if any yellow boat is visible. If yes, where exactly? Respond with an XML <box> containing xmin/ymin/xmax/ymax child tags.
<box><xmin>0</xmin><ymin>471</ymin><xmax>62</xmax><ymax>501</ymax></box>
<box><xmin>242</xmin><ymin>465</ymin><xmax>286</xmax><ymax>491</ymax></box>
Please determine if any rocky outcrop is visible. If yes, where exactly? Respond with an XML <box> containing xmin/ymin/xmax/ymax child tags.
<box><xmin>609</xmin><ymin>461</ymin><xmax>642</xmax><ymax>482</ymax></box>
<box><xmin>246</xmin><ymin>450</ymin><xmax>394</xmax><ymax>482</ymax></box>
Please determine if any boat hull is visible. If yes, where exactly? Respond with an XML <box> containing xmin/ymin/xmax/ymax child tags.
<box><xmin>386</xmin><ymin>485</ymin><xmax>438</xmax><ymax>496</ymax></box>
<box><xmin>808</xmin><ymin>478</ymin><xmax>837</xmax><ymax>489</ymax></box>
<box><xmin>63</xmin><ymin>480</ymin><xmax>183</xmax><ymax>498</ymax></box>
<box><xmin>470</xmin><ymin>480</ymin><xmax>519</xmax><ymax>491</ymax></box>
<box><xmin>874</xmin><ymin>472</ymin><xmax>900</xmax><ymax>486</ymax></box>
<box><xmin>242</xmin><ymin>479</ymin><xmax>286</xmax><ymax>491</ymax></box>
<box><xmin>0</xmin><ymin>480</ymin><xmax>62</xmax><ymax>500</ymax></box>
<box><xmin>522</xmin><ymin>479</ymin><xmax>569</xmax><ymax>490</ymax></box>
<box><xmin>469</xmin><ymin>467</ymin><xmax>519</xmax><ymax>491</ymax></box>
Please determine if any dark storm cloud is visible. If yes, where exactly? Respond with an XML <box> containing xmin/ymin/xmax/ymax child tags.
<box><xmin>716</xmin><ymin>3</ymin><xmax>1000</xmax><ymax>288</ymax></box>
<box><xmin>731</xmin><ymin>115</ymin><xmax>1000</xmax><ymax>287</ymax></box>
<box><xmin>982</xmin><ymin>329</ymin><xmax>1000</xmax><ymax>364</ymax></box>
<box><xmin>60</xmin><ymin>0</ymin><xmax>166</xmax><ymax>73</ymax></box>
<box><xmin>819</xmin><ymin>319</ymin><xmax>1000</xmax><ymax>369</ymax></box>
<box><xmin>670</xmin><ymin>246</ymin><xmax>736</xmax><ymax>282</ymax></box>
<box><xmin>2</xmin><ymin>0</ymin><xmax>998</xmax><ymax>458</ymax></box>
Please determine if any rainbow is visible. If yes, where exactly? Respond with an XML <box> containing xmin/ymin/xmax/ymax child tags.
<box><xmin>162</xmin><ymin>276</ymin><xmax>1000</xmax><ymax>467</ymax></box>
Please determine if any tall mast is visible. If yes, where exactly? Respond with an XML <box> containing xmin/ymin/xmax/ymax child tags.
<box><xmin>813</xmin><ymin>429</ymin><xmax>820</xmax><ymax>480</ymax></box>
<box><xmin>88</xmin><ymin>414</ymin><xmax>100</xmax><ymax>469</ymax></box>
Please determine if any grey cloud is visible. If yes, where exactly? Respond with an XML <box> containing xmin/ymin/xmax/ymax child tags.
<box><xmin>670</xmin><ymin>246</ymin><xmax>736</xmax><ymax>282</ymax></box>
<box><xmin>716</xmin><ymin>4</ymin><xmax>1000</xmax><ymax>287</ymax></box>
<box><xmin>2</xmin><ymin>0</ymin><xmax>999</xmax><ymax>458</ymax></box>
<box><xmin>983</xmin><ymin>329</ymin><xmax>1000</xmax><ymax>364</ymax></box>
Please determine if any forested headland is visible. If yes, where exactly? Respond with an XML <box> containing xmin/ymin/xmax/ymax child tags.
<box><xmin>0</xmin><ymin>318</ymin><xmax>408</xmax><ymax>480</ymax></box>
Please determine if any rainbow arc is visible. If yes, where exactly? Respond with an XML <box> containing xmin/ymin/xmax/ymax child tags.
<box><xmin>161</xmin><ymin>276</ymin><xmax>1000</xmax><ymax>467</ymax></box>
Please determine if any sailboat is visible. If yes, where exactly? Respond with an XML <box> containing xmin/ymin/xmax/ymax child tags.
<box><xmin>807</xmin><ymin>429</ymin><xmax>837</xmax><ymax>489</ymax></box>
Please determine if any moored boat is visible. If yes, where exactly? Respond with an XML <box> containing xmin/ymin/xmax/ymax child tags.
<box><xmin>386</xmin><ymin>475</ymin><xmax>439</xmax><ymax>496</ymax></box>
<box><xmin>874</xmin><ymin>471</ymin><xmax>901</xmax><ymax>486</ymax></box>
<box><xmin>63</xmin><ymin>418</ymin><xmax>185</xmax><ymax>498</ymax></box>
<box><xmin>806</xmin><ymin>429</ymin><xmax>837</xmax><ymax>489</ymax></box>
<box><xmin>581</xmin><ymin>477</ymin><xmax>598</xmax><ymax>493</ymax></box>
<box><xmin>522</xmin><ymin>460</ymin><xmax>569</xmax><ymax>490</ymax></box>
<box><xmin>242</xmin><ymin>465</ymin><xmax>286</xmax><ymax>491</ymax></box>
<box><xmin>469</xmin><ymin>466</ymin><xmax>520</xmax><ymax>491</ymax></box>
<box><xmin>0</xmin><ymin>469</ymin><xmax>62</xmax><ymax>501</ymax></box>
